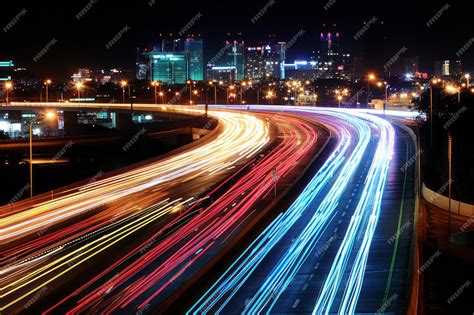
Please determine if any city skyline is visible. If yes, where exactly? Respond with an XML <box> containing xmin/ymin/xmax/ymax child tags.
<box><xmin>0</xmin><ymin>0</ymin><xmax>472</xmax><ymax>79</ymax></box>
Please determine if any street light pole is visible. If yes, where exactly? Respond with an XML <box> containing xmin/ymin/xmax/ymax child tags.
<box><xmin>430</xmin><ymin>85</ymin><xmax>434</xmax><ymax>147</ymax></box>
<box><xmin>29</xmin><ymin>122</ymin><xmax>33</xmax><ymax>198</ymax></box>
<box><xmin>28</xmin><ymin>112</ymin><xmax>56</xmax><ymax>198</ymax></box>
<box><xmin>367</xmin><ymin>80</ymin><xmax>371</xmax><ymax>107</ymax></box>
<box><xmin>448</xmin><ymin>131</ymin><xmax>453</xmax><ymax>241</ymax></box>
<box><xmin>45</xmin><ymin>80</ymin><xmax>51</xmax><ymax>103</ymax></box>
<box><xmin>384</xmin><ymin>84</ymin><xmax>390</xmax><ymax>116</ymax></box>
<box><xmin>5</xmin><ymin>82</ymin><xmax>13</xmax><ymax>104</ymax></box>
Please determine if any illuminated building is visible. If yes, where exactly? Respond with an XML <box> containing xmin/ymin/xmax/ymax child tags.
<box><xmin>208</xmin><ymin>37</ymin><xmax>245</xmax><ymax>81</ymax></box>
<box><xmin>207</xmin><ymin>66</ymin><xmax>237</xmax><ymax>82</ymax></box>
<box><xmin>434</xmin><ymin>60</ymin><xmax>462</xmax><ymax>77</ymax></box>
<box><xmin>144</xmin><ymin>37</ymin><xmax>204</xmax><ymax>84</ymax></box>
<box><xmin>0</xmin><ymin>60</ymin><xmax>14</xmax><ymax>81</ymax></box>
<box><xmin>147</xmin><ymin>52</ymin><xmax>189</xmax><ymax>84</ymax></box>
<box><xmin>244</xmin><ymin>42</ymin><xmax>286</xmax><ymax>80</ymax></box>
<box><xmin>184</xmin><ymin>38</ymin><xmax>204</xmax><ymax>81</ymax></box>
<box><xmin>315</xmin><ymin>24</ymin><xmax>352</xmax><ymax>80</ymax></box>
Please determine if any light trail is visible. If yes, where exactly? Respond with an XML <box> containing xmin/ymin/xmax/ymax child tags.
<box><xmin>190</xmin><ymin>111</ymin><xmax>372</xmax><ymax>314</ymax></box>
<box><xmin>313</xmin><ymin>113</ymin><xmax>395</xmax><ymax>314</ymax></box>
<box><xmin>190</xmin><ymin>107</ymin><xmax>395</xmax><ymax>314</ymax></box>
<box><xmin>40</xmin><ymin>115</ymin><xmax>319</xmax><ymax>314</ymax></box>
<box><xmin>0</xmin><ymin>110</ymin><xmax>268</xmax><ymax>243</ymax></box>
<box><xmin>0</xmin><ymin>106</ymin><xmax>271</xmax><ymax>313</ymax></box>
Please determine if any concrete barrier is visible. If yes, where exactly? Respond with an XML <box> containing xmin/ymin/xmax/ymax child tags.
<box><xmin>422</xmin><ymin>184</ymin><xmax>474</xmax><ymax>217</ymax></box>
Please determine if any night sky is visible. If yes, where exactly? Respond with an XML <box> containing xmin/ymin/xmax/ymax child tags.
<box><xmin>0</xmin><ymin>0</ymin><xmax>471</xmax><ymax>79</ymax></box>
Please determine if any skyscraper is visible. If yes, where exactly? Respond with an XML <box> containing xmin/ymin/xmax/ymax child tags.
<box><xmin>434</xmin><ymin>60</ymin><xmax>451</xmax><ymax>76</ymax></box>
<box><xmin>319</xmin><ymin>24</ymin><xmax>340</xmax><ymax>63</ymax></box>
<box><xmin>147</xmin><ymin>52</ymin><xmax>188</xmax><ymax>84</ymax></box>
<box><xmin>184</xmin><ymin>38</ymin><xmax>204</xmax><ymax>81</ymax></box>
<box><xmin>216</xmin><ymin>39</ymin><xmax>245</xmax><ymax>81</ymax></box>
<box><xmin>245</xmin><ymin>42</ymin><xmax>286</xmax><ymax>81</ymax></box>
<box><xmin>144</xmin><ymin>37</ymin><xmax>204</xmax><ymax>84</ymax></box>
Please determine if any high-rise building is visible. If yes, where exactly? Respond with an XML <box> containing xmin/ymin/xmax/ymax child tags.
<box><xmin>209</xmin><ymin>39</ymin><xmax>245</xmax><ymax>81</ymax></box>
<box><xmin>244</xmin><ymin>42</ymin><xmax>286</xmax><ymax>81</ymax></box>
<box><xmin>136</xmin><ymin>48</ymin><xmax>149</xmax><ymax>80</ymax></box>
<box><xmin>0</xmin><ymin>60</ymin><xmax>14</xmax><ymax>81</ymax></box>
<box><xmin>315</xmin><ymin>24</ymin><xmax>352</xmax><ymax>80</ymax></box>
<box><xmin>146</xmin><ymin>52</ymin><xmax>189</xmax><ymax>84</ymax></box>
<box><xmin>435</xmin><ymin>60</ymin><xmax>453</xmax><ymax>77</ymax></box>
<box><xmin>144</xmin><ymin>37</ymin><xmax>204</xmax><ymax>84</ymax></box>
<box><xmin>184</xmin><ymin>38</ymin><xmax>204</xmax><ymax>81</ymax></box>
<box><xmin>319</xmin><ymin>24</ymin><xmax>340</xmax><ymax>63</ymax></box>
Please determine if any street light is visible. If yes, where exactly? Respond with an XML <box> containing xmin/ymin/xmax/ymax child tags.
<box><xmin>187</xmin><ymin>80</ymin><xmax>193</xmax><ymax>105</ymax></box>
<box><xmin>4</xmin><ymin>81</ymin><xmax>13</xmax><ymax>104</ymax></box>
<box><xmin>75</xmin><ymin>82</ymin><xmax>83</xmax><ymax>99</ymax></box>
<box><xmin>464</xmin><ymin>73</ymin><xmax>470</xmax><ymax>88</ymax></box>
<box><xmin>377</xmin><ymin>81</ymin><xmax>390</xmax><ymax>115</ymax></box>
<box><xmin>28</xmin><ymin>111</ymin><xmax>57</xmax><ymax>197</ymax></box>
<box><xmin>367</xmin><ymin>73</ymin><xmax>376</xmax><ymax>107</ymax></box>
<box><xmin>45</xmin><ymin>79</ymin><xmax>52</xmax><ymax>103</ymax></box>
<box><xmin>120</xmin><ymin>80</ymin><xmax>128</xmax><ymax>104</ymax></box>
<box><xmin>151</xmin><ymin>81</ymin><xmax>159</xmax><ymax>104</ymax></box>
<box><xmin>159</xmin><ymin>91</ymin><xmax>165</xmax><ymax>103</ymax></box>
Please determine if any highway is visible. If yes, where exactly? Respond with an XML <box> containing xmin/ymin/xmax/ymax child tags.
<box><xmin>0</xmin><ymin>105</ymin><xmax>328</xmax><ymax>314</ymax></box>
<box><xmin>189</xmin><ymin>106</ymin><xmax>417</xmax><ymax>314</ymax></box>
<box><xmin>0</xmin><ymin>108</ymin><xmax>271</xmax><ymax>313</ymax></box>
<box><xmin>1</xmin><ymin>103</ymin><xmax>417</xmax><ymax>314</ymax></box>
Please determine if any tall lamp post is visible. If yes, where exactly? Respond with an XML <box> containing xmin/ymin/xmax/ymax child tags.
<box><xmin>367</xmin><ymin>73</ymin><xmax>376</xmax><ymax>107</ymax></box>
<box><xmin>121</xmin><ymin>80</ymin><xmax>128</xmax><ymax>104</ymax></box>
<box><xmin>29</xmin><ymin>111</ymin><xmax>57</xmax><ymax>197</ymax></box>
<box><xmin>187</xmin><ymin>80</ymin><xmax>193</xmax><ymax>104</ymax></box>
<box><xmin>151</xmin><ymin>81</ymin><xmax>159</xmax><ymax>104</ymax></box>
<box><xmin>4</xmin><ymin>81</ymin><xmax>13</xmax><ymax>104</ymax></box>
<box><xmin>45</xmin><ymin>79</ymin><xmax>52</xmax><ymax>103</ymax></box>
<box><xmin>377</xmin><ymin>81</ymin><xmax>390</xmax><ymax>116</ymax></box>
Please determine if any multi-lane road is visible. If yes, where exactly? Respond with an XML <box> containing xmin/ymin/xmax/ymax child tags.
<box><xmin>189</xmin><ymin>106</ymin><xmax>416</xmax><ymax>314</ymax></box>
<box><xmin>1</xmin><ymin>103</ymin><xmax>417</xmax><ymax>314</ymax></box>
